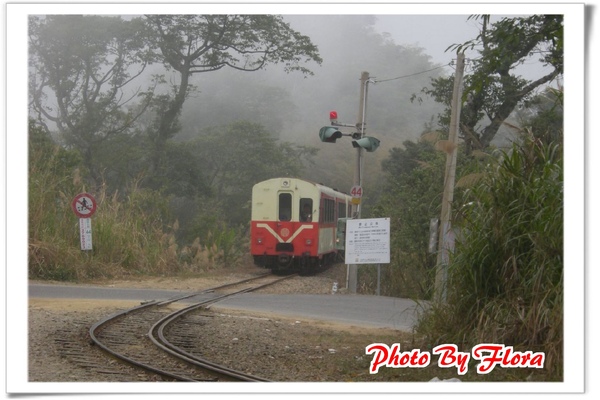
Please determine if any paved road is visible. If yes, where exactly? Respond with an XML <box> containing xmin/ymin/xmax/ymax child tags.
<box><xmin>29</xmin><ymin>283</ymin><xmax>423</xmax><ymax>331</ymax></box>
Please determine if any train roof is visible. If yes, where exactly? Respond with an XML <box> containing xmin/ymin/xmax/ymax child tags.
<box><xmin>253</xmin><ymin>177</ymin><xmax>349</xmax><ymax>196</ymax></box>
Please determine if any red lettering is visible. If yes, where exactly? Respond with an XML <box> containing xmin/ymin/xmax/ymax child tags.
<box><xmin>366</xmin><ymin>342</ymin><xmax>544</xmax><ymax>376</ymax></box>
<box><xmin>433</xmin><ymin>344</ymin><xmax>457</xmax><ymax>367</ymax></box>
<box><xmin>433</xmin><ymin>344</ymin><xmax>470</xmax><ymax>375</ymax></box>
<box><xmin>388</xmin><ymin>344</ymin><xmax>400</xmax><ymax>366</ymax></box>
<box><xmin>531</xmin><ymin>353</ymin><xmax>545</xmax><ymax>368</ymax></box>
<box><xmin>472</xmin><ymin>344</ymin><xmax>504</xmax><ymax>374</ymax></box>
<box><xmin>366</xmin><ymin>343</ymin><xmax>389</xmax><ymax>374</ymax></box>
<box><xmin>366</xmin><ymin>343</ymin><xmax>431</xmax><ymax>374</ymax></box>
<box><xmin>472</xmin><ymin>344</ymin><xmax>546</xmax><ymax>373</ymax></box>
<box><xmin>501</xmin><ymin>346</ymin><xmax>514</xmax><ymax>365</ymax></box>
<box><xmin>411</xmin><ymin>349</ymin><xmax>430</xmax><ymax>366</ymax></box>
<box><xmin>457</xmin><ymin>352</ymin><xmax>470</xmax><ymax>375</ymax></box>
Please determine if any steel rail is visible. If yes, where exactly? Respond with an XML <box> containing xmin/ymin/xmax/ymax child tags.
<box><xmin>88</xmin><ymin>272</ymin><xmax>294</xmax><ymax>381</ymax></box>
<box><xmin>148</xmin><ymin>274</ymin><xmax>299</xmax><ymax>382</ymax></box>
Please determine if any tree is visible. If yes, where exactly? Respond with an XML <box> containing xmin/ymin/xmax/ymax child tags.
<box><xmin>142</xmin><ymin>15</ymin><xmax>322</xmax><ymax>176</ymax></box>
<box><xmin>421</xmin><ymin>15</ymin><xmax>563</xmax><ymax>153</ymax></box>
<box><xmin>28</xmin><ymin>15</ymin><xmax>158</xmax><ymax>185</ymax></box>
<box><xmin>516</xmin><ymin>86</ymin><xmax>563</xmax><ymax>145</ymax></box>
<box><xmin>192</xmin><ymin>121</ymin><xmax>317</xmax><ymax>226</ymax></box>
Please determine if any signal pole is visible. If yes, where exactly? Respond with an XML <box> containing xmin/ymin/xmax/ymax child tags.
<box><xmin>435</xmin><ymin>52</ymin><xmax>465</xmax><ymax>303</ymax></box>
<box><xmin>348</xmin><ymin>71</ymin><xmax>370</xmax><ymax>294</ymax></box>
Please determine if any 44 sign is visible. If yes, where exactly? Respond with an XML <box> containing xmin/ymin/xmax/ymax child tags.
<box><xmin>350</xmin><ymin>185</ymin><xmax>363</xmax><ymax>198</ymax></box>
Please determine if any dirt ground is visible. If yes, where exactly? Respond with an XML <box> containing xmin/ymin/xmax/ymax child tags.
<box><xmin>28</xmin><ymin>262</ymin><xmax>432</xmax><ymax>384</ymax></box>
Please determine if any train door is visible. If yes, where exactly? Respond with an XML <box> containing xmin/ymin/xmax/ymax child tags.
<box><xmin>276</xmin><ymin>192</ymin><xmax>294</xmax><ymax>254</ymax></box>
<box><xmin>278</xmin><ymin>192</ymin><xmax>292</xmax><ymax>221</ymax></box>
<box><xmin>336</xmin><ymin>218</ymin><xmax>349</xmax><ymax>251</ymax></box>
<box><xmin>336</xmin><ymin>199</ymin><xmax>348</xmax><ymax>251</ymax></box>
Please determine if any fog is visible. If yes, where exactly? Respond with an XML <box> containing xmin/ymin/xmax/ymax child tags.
<box><xmin>170</xmin><ymin>15</ymin><xmax>459</xmax><ymax>188</ymax></box>
<box><xmin>26</xmin><ymin>12</ymin><xmax>552</xmax><ymax>193</ymax></box>
<box><xmin>172</xmin><ymin>14</ymin><xmax>474</xmax><ymax>190</ymax></box>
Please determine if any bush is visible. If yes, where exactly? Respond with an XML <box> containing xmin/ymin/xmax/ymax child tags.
<box><xmin>416</xmin><ymin>134</ymin><xmax>563</xmax><ymax>380</ymax></box>
<box><xmin>28</xmin><ymin>121</ymin><xmax>217</xmax><ymax>280</ymax></box>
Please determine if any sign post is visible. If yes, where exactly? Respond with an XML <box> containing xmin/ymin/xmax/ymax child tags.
<box><xmin>71</xmin><ymin>193</ymin><xmax>97</xmax><ymax>251</ymax></box>
<box><xmin>345</xmin><ymin>217</ymin><xmax>390</xmax><ymax>295</ymax></box>
<box><xmin>79</xmin><ymin>217</ymin><xmax>93</xmax><ymax>251</ymax></box>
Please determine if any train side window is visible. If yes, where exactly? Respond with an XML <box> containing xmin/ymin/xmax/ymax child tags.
<box><xmin>300</xmin><ymin>198</ymin><xmax>313</xmax><ymax>222</ymax></box>
<box><xmin>320</xmin><ymin>198</ymin><xmax>335</xmax><ymax>223</ymax></box>
<box><xmin>279</xmin><ymin>193</ymin><xmax>292</xmax><ymax>221</ymax></box>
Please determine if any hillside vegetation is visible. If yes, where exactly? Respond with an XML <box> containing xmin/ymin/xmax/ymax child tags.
<box><xmin>27</xmin><ymin>14</ymin><xmax>565</xmax><ymax>381</ymax></box>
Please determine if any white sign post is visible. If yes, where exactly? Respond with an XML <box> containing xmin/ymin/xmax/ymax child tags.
<box><xmin>71</xmin><ymin>193</ymin><xmax>97</xmax><ymax>251</ymax></box>
<box><xmin>79</xmin><ymin>218</ymin><xmax>93</xmax><ymax>251</ymax></box>
<box><xmin>345</xmin><ymin>218</ymin><xmax>390</xmax><ymax>295</ymax></box>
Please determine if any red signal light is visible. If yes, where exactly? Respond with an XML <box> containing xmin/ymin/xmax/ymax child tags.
<box><xmin>329</xmin><ymin>111</ymin><xmax>338</xmax><ymax>121</ymax></box>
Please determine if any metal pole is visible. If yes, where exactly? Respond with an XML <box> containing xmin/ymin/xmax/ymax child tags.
<box><xmin>435</xmin><ymin>52</ymin><xmax>465</xmax><ymax>303</ymax></box>
<box><xmin>377</xmin><ymin>264</ymin><xmax>381</xmax><ymax>296</ymax></box>
<box><xmin>348</xmin><ymin>71</ymin><xmax>370</xmax><ymax>294</ymax></box>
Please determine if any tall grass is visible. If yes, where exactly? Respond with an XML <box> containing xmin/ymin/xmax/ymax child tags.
<box><xmin>416</xmin><ymin>134</ymin><xmax>563</xmax><ymax>380</ymax></box>
<box><xmin>28</xmin><ymin>122</ymin><xmax>245</xmax><ymax>281</ymax></box>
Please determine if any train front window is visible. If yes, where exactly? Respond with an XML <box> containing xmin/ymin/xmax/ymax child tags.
<box><xmin>279</xmin><ymin>193</ymin><xmax>292</xmax><ymax>221</ymax></box>
<box><xmin>300</xmin><ymin>198</ymin><xmax>313</xmax><ymax>222</ymax></box>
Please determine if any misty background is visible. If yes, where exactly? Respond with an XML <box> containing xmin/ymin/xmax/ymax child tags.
<box><xmin>27</xmin><ymin>13</ymin><xmax>550</xmax><ymax>237</ymax></box>
<box><xmin>173</xmin><ymin>14</ymin><xmax>462</xmax><ymax>191</ymax></box>
<box><xmin>170</xmin><ymin>14</ymin><xmax>529</xmax><ymax>192</ymax></box>
<box><xmin>25</xmin><ymin>12</ymin><xmax>565</xmax><ymax>269</ymax></box>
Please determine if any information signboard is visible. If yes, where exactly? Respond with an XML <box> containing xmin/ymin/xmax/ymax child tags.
<box><xmin>345</xmin><ymin>218</ymin><xmax>390</xmax><ymax>264</ymax></box>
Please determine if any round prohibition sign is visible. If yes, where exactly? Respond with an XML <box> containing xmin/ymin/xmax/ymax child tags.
<box><xmin>71</xmin><ymin>193</ymin><xmax>97</xmax><ymax>218</ymax></box>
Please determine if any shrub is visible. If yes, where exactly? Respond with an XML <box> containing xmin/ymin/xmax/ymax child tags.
<box><xmin>416</xmin><ymin>134</ymin><xmax>563</xmax><ymax>380</ymax></box>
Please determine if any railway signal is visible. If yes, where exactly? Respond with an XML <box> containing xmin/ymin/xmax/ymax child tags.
<box><xmin>319</xmin><ymin>126</ymin><xmax>343</xmax><ymax>143</ymax></box>
<box><xmin>319</xmin><ymin>110</ymin><xmax>380</xmax><ymax>151</ymax></box>
<box><xmin>352</xmin><ymin>136</ymin><xmax>380</xmax><ymax>152</ymax></box>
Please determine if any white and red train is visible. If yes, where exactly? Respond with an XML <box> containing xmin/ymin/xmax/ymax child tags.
<box><xmin>250</xmin><ymin>177</ymin><xmax>352</xmax><ymax>274</ymax></box>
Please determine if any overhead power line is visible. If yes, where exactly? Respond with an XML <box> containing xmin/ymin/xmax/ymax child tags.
<box><xmin>374</xmin><ymin>63</ymin><xmax>452</xmax><ymax>83</ymax></box>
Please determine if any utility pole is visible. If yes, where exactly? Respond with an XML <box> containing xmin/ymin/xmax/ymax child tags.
<box><xmin>348</xmin><ymin>71</ymin><xmax>370</xmax><ymax>294</ymax></box>
<box><xmin>435</xmin><ymin>52</ymin><xmax>465</xmax><ymax>303</ymax></box>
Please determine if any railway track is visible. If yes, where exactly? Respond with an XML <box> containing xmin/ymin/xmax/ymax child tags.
<box><xmin>88</xmin><ymin>272</ymin><xmax>297</xmax><ymax>382</ymax></box>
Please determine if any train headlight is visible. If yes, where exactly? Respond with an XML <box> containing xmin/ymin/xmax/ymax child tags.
<box><xmin>305</xmin><ymin>239</ymin><xmax>312</xmax><ymax>246</ymax></box>
<box><xmin>257</xmin><ymin>237</ymin><xmax>263</xmax><ymax>244</ymax></box>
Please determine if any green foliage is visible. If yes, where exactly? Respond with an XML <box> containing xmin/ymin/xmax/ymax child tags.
<box><xmin>369</xmin><ymin>135</ymin><xmax>484</xmax><ymax>299</ymax></box>
<box><xmin>420</xmin><ymin>15</ymin><xmax>563</xmax><ymax>151</ymax></box>
<box><xmin>370</xmin><ymin>139</ymin><xmax>445</xmax><ymax>298</ymax></box>
<box><xmin>416</xmin><ymin>135</ymin><xmax>563</xmax><ymax>380</ymax></box>
<box><xmin>144</xmin><ymin>14</ymin><xmax>322</xmax><ymax>76</ymax></box>
<box><xmin>142</xmin><ymin>14</ymin><xmax>322</xmax><ymax>177</ymax></box>
<box><xmin>28</xmin><ymin>121</ymin><xmax>219</xmax><ymax>280</ymax></box>
<box><xmin>29</xmin><ymin>121</ymin><xmax>82</xmax><ymax>243</ymax></box>
<box><xmin>29</xmin><ymin>15</ymin><xmax>157</xmax><ymax>184</ymax></box>
<box><xmin>518</xmin><ymin>86</ymin><xmax>564</xmax><ymax>145</ymax></box>
<box><xmin>190</xmin><ymin>121</ymin><xmax>317</xmax><ymax>226</ymax></box>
